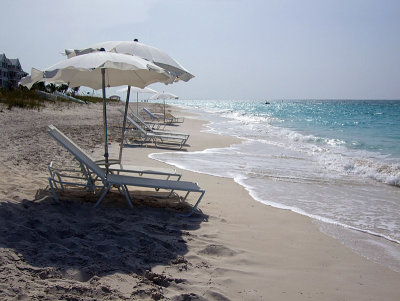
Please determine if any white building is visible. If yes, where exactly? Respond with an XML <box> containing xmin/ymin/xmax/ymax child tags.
<box><xmin>0</xmin><ymin>53</ymin><xmax>28</xmax><ymax>88</ymax></box>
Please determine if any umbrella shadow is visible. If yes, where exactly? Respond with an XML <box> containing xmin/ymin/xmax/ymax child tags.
<box><xmin>122</xmin><ymin>142</ymin><xmax>190</xmax><ymax>151</ymax></box>
<box><xmin>0</xmin><ymin>192</ymin><xmax>207</xmax><ymax>283</ymax></box>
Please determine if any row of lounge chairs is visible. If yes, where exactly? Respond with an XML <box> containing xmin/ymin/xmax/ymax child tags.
<box><xmin>47</xmin><ymin>124</ymin><xmax>205</xmax><ymax>216</ymax></box>
<box><xmin>120</xmin><ymin>109</ymin><xmax>189</xmax><ymax>149</ymax></box>
<box><xmin>142</xmin><ymin>107</ymin><xmax>184</xmax><ymax>124</ymax></box>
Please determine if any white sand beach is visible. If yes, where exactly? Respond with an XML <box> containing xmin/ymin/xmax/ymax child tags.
<box><xmin>1</xmin><ymin>101</ymin><xmax>400</xmax><ymax>300</ymax></box>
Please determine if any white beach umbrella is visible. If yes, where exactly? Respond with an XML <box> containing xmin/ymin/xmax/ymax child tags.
<box><xmin>117</xmin><ymin>86</ymin><xmax>157</xmax><ymax>115</ymax></box>
<box><xmin>65</xmin><ymin>40</ymin><xmax>194</xmax><ymax>82</ymax></box>
<box><xmin>65</xmin><ymin>40</ymin><xmax>193</xmax><ymax>162</ymax></box>
<box><xmin>115</xmin><ymin>86</ymin><xmax>158</xmax><ymax>160</ymax></box>
<box><xmin>19</xmin><ymin>75</ymin><xmax>33</xmax><ymax>88</ymax></box>
<box><xmin>149</xmin><ymin>92</ymin><xmax>179</xmax><ymax>123</ymax></box>
<box><xmin>19</xmin><ymin>73</ymin><xmax>68</xmax><ymax>89</ymax></box>
<box><xmin>149</xmin><ymin>92</ymin><xmax>179</xmax><ymax>99</ymax></box>
<box><xmin>30</xmin><ymin>52</ymin><xmax>170</xmax><ymax>90</ymax></box>
<box><xmin>117</xmin><ymin>86</ymin><xmax>158</xmax><ymax>108</ymax></box>
<box><xmin>23</xmin><ymin>51</ymin><xmax>172</xmax><ymax>175</ymax></box>
<box><xmin>117</xmin><ymin>86</ymin><xmax>158</xmax><ymax>94</ymax></box>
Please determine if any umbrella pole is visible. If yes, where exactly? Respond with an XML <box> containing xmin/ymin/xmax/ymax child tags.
<box><xmin>101</xmin><ymin>68</ymin><xmax>109</xmax><ymax>176</ymax></box>
<box><xmin>118</xmin><ymin>85</ymin><xmax>131</xmax><ymax>163</ymax></box>
<box><xmin>136</xmin><ymin>91</ymin><xmax>139</xmax><ymax>116</ymax></box>
<box><xmin>164</xmin><ymin>99</ymin><xmax>166</xmax><ymax>123</ymax></box>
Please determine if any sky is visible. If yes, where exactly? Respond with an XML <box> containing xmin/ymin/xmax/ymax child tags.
<box><xmin>1</xmin><ymin>0</ymin><xmax>400</xmax><ymax>100</ymax></box>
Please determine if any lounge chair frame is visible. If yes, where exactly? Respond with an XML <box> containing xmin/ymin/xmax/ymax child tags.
<box><xmin>120</xmin><ymin>109</ymin><xmax>190</xmax><ymax>142</ymax></box>
<box><xmin>124</xmin><ymin>115</ymin><xmax>188</xmax><ymax>149</ymax></box>
<box><xmin>47</xmin><ymin>125</ymin><xmax>204</xmax><ymax>216</ymax></box>
<box><xmin>48</xmin><ymin>161</ymin><xmax>101</xmax><ymax>193</ymax></box>
<box><xmin>142</xmin><ymin>107</ymin><xmax>184</xmax><ymax>124</ymax></box>
<box><xmin>142</xmin><ymin>107</ymin><xmax>166</xmax><ymax>122</ymax></box>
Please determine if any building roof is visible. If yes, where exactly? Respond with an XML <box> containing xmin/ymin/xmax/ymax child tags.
<box><xmin>9</xmin><ymin>58</ymin><xmax>20</xmax><ymax>66</ymax></box>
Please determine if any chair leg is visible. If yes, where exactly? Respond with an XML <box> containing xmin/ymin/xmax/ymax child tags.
<box><xmin>48</xmin><ymin>177</ymin><xmax>60</xmax><ymax>203</ymax></box>
<box><xmin>178</xmin><ymin>190</ymin><xmax>205</xmax><ymax>217</ymax></box>
<box><xmin>94</xmin><ymin>185</ymin><xmax>111</xmax><ymax>208</ymax></box>
<box><xmin>120</xmin><ymin>185</ymin><xmax>133</xmax><ymax>209</ymax></box>
<box><xmin>167</xmin><ymin>189</ymin><xmax>176</xmax><ymax>197</ymax></box>
<box><xmin>181</xmin><ymin>191</ymin><xmax>190</xmax><ymax>201</ymax></box>
<box><xmin>55</xmin><ymin>173</ymin><xmax>64</xmax><ymax>191</ymax></box>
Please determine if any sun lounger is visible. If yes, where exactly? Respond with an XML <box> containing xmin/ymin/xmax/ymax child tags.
<box><xmin>48</xmin><ymin>160</ymin><xmax>102</xmax><ymax>193</ymax></box>
<box><xmin>47</xmin><ymin>126</ymin><xmax>181</xmax><ymax>181</ymax></box>
<box><xmin>164</xmin><ymin>112</ymin><xmax>184</xmax><ymax>124</ymax></box>
<box><xmin>47</xmin><ymin>126</ymin><xmax>182</xmax><ymax>199</ymax></box>
<box><xmin>119</xmin><ymin>109</ymin><xmax>190</xmax><ymax>142</ymax></box>
<box><xmin>142</xmin><ymin>107</ymin><xmax>184</xmax><ymax>124</ymax></box>
<box><xmin>47</xmin><ymin>125</ymin><xmax>205</xmax><ymax>216</ymax></box>
<box><xmin>137</xmin><ymin>119</ymin><xmax>166</xmax><ymax>131</ymax></box>
<box><xmin>130</xmin><ymin>109</ymin><xmax>167</xmax><ymax>130</ymax></box>
<box><xmin>142</xmin><ymin>107</ymin><xmax>165</xmax><ymax>122</ymax></box>
<box><xmin>123</xmin><ymin>115</ymin><xmax>188</xmax><ymax>149</ymax></box>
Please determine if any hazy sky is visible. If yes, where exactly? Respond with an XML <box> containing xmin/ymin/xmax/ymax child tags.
<box><xmin>1</xmin><ymin>0</ymin><xmax>399</xmax><ymax>100</ymax></box>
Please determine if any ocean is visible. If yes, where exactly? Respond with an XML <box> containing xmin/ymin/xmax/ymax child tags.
<box><xmin>149</xmin><ymin>99</ymin><xmax>400</xmax><ymax>272</ymax></box>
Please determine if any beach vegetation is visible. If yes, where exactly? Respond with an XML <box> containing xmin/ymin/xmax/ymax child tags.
<box><xmin>0</xmin><ymin>86</ymin><xmax>49</xmax><ymax>110</ymax></box>
<box><xmin>72</xmin><ymin>95</ymin><xmax>107</xmax><ymax>103</ymax></box>
<box><xmin>0</xmin><ymin>85</ymin><xmax>118</xmax><ymax>110</ymax></box>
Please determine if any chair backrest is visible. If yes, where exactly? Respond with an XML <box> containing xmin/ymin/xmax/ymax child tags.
<box><xmin>142</xmin><ymin>107</ymin><xmax>159</xmax><ymax>120</ymax></box>
<box><xmin>125</xmin><ymin>115</ymin><xmax>148</xmax><ymax>135</ymax></box>
<box><xmin>126</xmin><ymin>109</ymin><xmax>153</xmax><ymax>133</ymax></box>
<box><xmin>47</xmin><ymin>125</ymin><xmax>106</xmax><ymax>181</ymax></box>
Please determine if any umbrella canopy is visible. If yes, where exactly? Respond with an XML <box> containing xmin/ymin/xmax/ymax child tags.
<box><xmin>22</xmin><ymin>51</ymin><xmax>173</xmax><ymax>175</ymax></box>
<box><xmin>149</xmin><ymin>92</ymin><xmax>179</xmax><ymax>100</ymax></box>
<box><xmin>19</xmin><ymin>75</ymin><xmax>33</xmax><ymax>87</ymax></box>
<box><xmin>64</xmin><ymin>41</ymin><xmax>192</xmax><ymax>163</ymax></box>
<box><xmin>149</xmin><ymin>92</ymin><xmax>179</xmax><ymax>123</ymax></box>
<box><xmin>65</xmin><ymin>40</ymin><xmax>194</xmax><ymax>82</ymax></box>
<box><xmin>117</xmin><ymin>86</ymin><xmax>158</xmax><ymax>94</ymax></box>
<box><xmin>29</xmin><ymin>51</ymin><xmax>171</xmax><ymax>89</ymax></box>
<box><xmin>117</xmin><ymin>86</ymin><xmax>157</xmax><ymax>117</ymax></box>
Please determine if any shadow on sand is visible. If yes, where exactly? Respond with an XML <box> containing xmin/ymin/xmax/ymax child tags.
<box><xmin>0</xmin><ymin>191</ymin><xmax>207</xmax><ymax>284</ymax></box>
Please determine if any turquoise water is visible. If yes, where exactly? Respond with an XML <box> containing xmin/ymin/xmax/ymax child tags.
<box><xmin>160</xmin><ymin>99</ymin><xmax>400</xmax><ymax>185</ymax></box>
<box><xmin>265</xmin><ymin>100</ymin><xmax>400</xmax><ymax>158</ymax></box>
<box><xmin>170</xmin><ymin>99</ymin><xmax>400</xmax><ymax>159</ymax></box>
<box><xmin>150</xmin><ymin>99</ymin><xmax>400</xmax><ymax>272</ymax></box>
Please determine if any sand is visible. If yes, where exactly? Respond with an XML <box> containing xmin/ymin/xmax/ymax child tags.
<box><xmin>0</xmin><ymin>101</ymin><xmax>400</xmax><ymax>300</ymax></box>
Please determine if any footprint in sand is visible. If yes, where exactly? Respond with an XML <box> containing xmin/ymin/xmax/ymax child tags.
<box><xmin>198</xmin><ymin>244</ymin><xmax>237</xmax><ymax>257</ymax></box>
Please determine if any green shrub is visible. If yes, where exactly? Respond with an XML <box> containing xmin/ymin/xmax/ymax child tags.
<box><xmin>0</xmin><ymin>88</ymin><xmax>48</xmax><ymax>109</ymax></box>
<box><xmin>0</xmin><ymin>87</ymin><xmax>119</xmax><ymax>110</ymax></box>
<box><xmin>73</xmin><ymin>95</ymin><xmax>120</xmax><ymax>103</ymax></box>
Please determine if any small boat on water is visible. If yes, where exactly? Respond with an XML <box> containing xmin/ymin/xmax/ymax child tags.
<box><xmin>265</xmin><ymin>101</ymin><xmax>270</xmax><ymax>104</ymax></box>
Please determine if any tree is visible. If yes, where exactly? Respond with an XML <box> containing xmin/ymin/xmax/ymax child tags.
<box><xmin>56</xmin><ymin>84</ymin><xmax>69</xmax><ymax>93</ymax></box>
<box><xmin>71</xmin><ymin>86</ymin><xmax>80</xmax><ymax>95</ymax></box>
<box><xmin>30</xmin><ymin>82</ymin><xmax>46</xmax><ymax>91</ymax></box>
<box><xmin>46</xmin><ymin>83</ymin><xmax>56</xmax><ymax>93</ymax></box>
